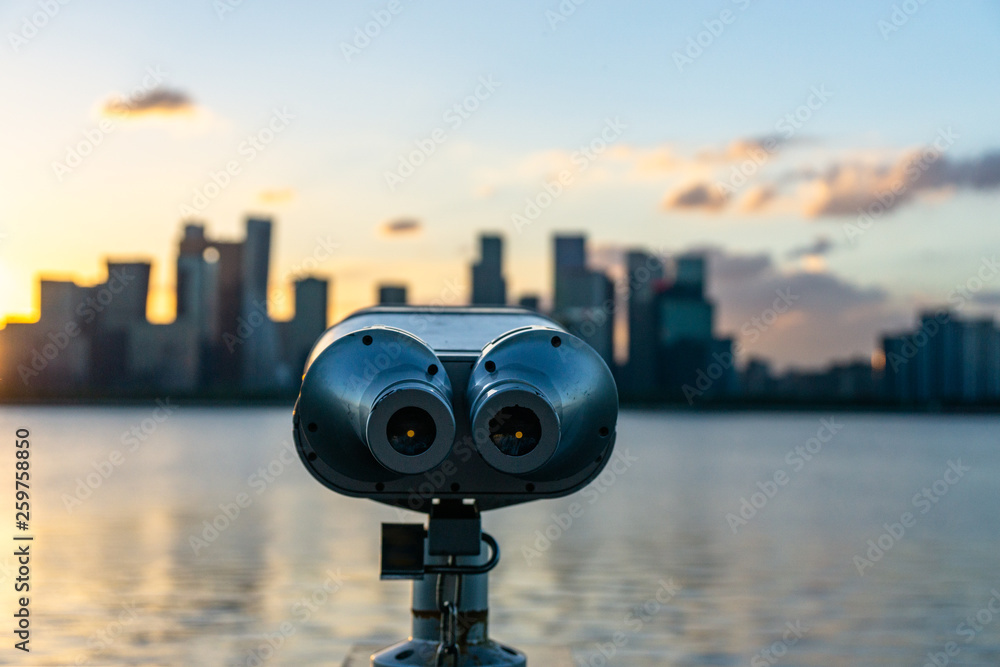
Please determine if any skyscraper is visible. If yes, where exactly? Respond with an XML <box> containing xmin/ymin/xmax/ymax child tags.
<box><xmin>90</xmin><ymin>261</ymin><xmax>151</xmax><ymax>389</ymax></box>
<box><xmin>379</xmin><ymin>284</ymin><xmax>408</xmax><ymax>305</ymax></box>
<box><xmin>551</xmin><ymin>233</ymin><xmax>614</xmax><ymax>367</ymax></box>
<box><xmin>242</xmin><ymin>217</ymin><xmax>272</xmax><ymax>308</ymax></box>
<box><xmin>518</xmin><ymin>295</ymin><xmax>540</xmax><ymax>311</ymax></box>
<box><xmin>282</xmin><ymin>276</ymin><xmax>329</xmax><ymax>378</ymax></box>
<box><xmin>554</xmin><ymin>235</ymin><xmax>586</xmax><ymax>272</ymax></box>
<box><xmin>553</xmin><ymin>234</ymin><xmax>587</xmax><ymax>313</ymax></box>
<box><xmin>674</xmin><ymin>255</ymin><xmax>705</xmax><ymax>296</ymax></box>
<box><xmin>471</xmin><ymin>234</ymin><xmax>506</xmax><ymax>305</ymax></box>
<box><xmin>176</xmin><ymin>223</ymin><xmax>208</xmax><ymax>321</ymax></box>
<box><xmin>99</xmin><ymin>261</ymin><xmax>150</xmax><ymax>328</ymax></box>
<box><xmin>625</xmin><ymin>250</ymin><xmax>665</xmax><ymax>395</ymax></box>
<box><xmin>240</xmin><ymin>217</ymin><xmax>280</xmax><ymax>391</ymax></box>
<box><xmin>654</xmin><ymin>253</ymin><xmax>733</xmax><ymax>399</ymax></box>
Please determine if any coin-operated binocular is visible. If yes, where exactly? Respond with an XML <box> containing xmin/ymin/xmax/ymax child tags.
<box><xmin>294</xmin><ymin>306</ymin><xmax>618</xmax><ymax>666</ymax></box>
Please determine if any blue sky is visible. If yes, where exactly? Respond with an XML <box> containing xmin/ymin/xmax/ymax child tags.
<box><xmin>1</xmin><ymin>0</ymin><xmax>999</xmax><ymax>368</ymax></box>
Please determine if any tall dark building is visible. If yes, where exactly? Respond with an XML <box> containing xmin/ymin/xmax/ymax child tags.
<box><xmin>176</xmin><ymin>223</ymin><xmax>208</xmax><ymax>321</ymax></box>
<box><xmin>90</xmin><ymin>260</ymin><xmax>151</xmax><ymax>389</ymax></box>
<box><xmin>240</xmin><ymin>217</ymin><xmax>280</xmax><ymax>390</ymax></box>
<box><xmin>654</xmin><ymin>254</ymin><xmax>734</xmax><ymax>400</ymax></box>
<box><xmin>674</xmin><ymin>255</ymin><xmax>705</xmax><ymax>296</ymax></box>
<box><xmin>963</xmin><ymin>318</ymin><xmax>1000</xmax><ymax>401</ymax></box>
<box><xmin>882</xmin><ymin>312</ymin><xmax>1000</xmax><ymax>405</ymax></box>
<box><xmin>553</xmin><ymin>234</ymin><xmax>587</xmax><ymax>313</ymax></box>
<box><xmin>471</xmin><ymin>234</ymin><xmax>506</xmax><ymax>305</ymax></box>
<box><xmin>99</xmin><ymin>261</ymin><xmax>150</xmax><ymax>327</ymax></box>
<box><xmin>554</xmin><ymin>235</ymin><xmax>586</xmax><ymax>271</ymax></box>
<box><xmin>550</xmin><ymin>234</ymin><xmax>614</xmax><ymax>367</ymax></box>
<box><xmin>625</xmin><ymin>250</ymin><xmax>665</xmax><ymax>396</ymax></box>
<box><xmin>280</xmin><ymin>276</ymin><xmax>329</xmax><ymax>381</ymax></box>
<box><xmin>0</xmin><ymin>215</ymin><xmax>332</xmax><ymax>399</ymax></box>
<box><xmin>242</xmin><ymin>217</ymin><xmax>272</xmax><ymax>307</ymax></box>
<box><xmin>379</xmin><ymin>284</ymin><xmax>407</xmax><ymax>305</ymax></box>
<box><xmin>518</xmin><ymin>295</ymin><xmax>540</xmax><ymax>311</ymax></box>
<box><xmin>211</xmin><ymin>240</ymin><xmax>245</xmax><ymax>384</ymax></box>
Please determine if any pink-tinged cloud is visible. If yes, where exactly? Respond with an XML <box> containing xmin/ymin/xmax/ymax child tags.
<box><xmin>786</xmin><ymin>236</ymin><xmax>834</xmax><ymax>259</ymax></box>
<box><xmin>380</xmin><ymin>218</ymin><xmax>422</xmax><ymax>236</ymax></box>
<box><xmin>695</xmin><ymin>247</ymin><xmax>902</xmax><ymax>370</ymax></box>
<box><xmin>102</xmin><ymin>88</ymin><xmax>194</xmax><ymax>118</ymax></box>
<box><xmin>662</xmin><ymin>140</ymin><xmax>1000</xmax><ymax>218</ymax></box>
<box><xmin>662</xmin><ymin>182</ymin><xmax>728</xmax><ymax>211</ymax></box>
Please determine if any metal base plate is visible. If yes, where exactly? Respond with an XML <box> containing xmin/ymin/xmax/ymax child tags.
<box><xmin>343</xmin><ymin>641</ymin><xmax>573</xmax><ymax>666</ymax></box>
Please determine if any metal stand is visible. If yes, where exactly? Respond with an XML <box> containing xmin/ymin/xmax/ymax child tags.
<box><xmin>371</xmin><ymin>502</ymin><xmax>526</xmax><ymax>667</ymax></box>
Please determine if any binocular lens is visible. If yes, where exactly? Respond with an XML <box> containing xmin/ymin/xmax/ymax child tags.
<box><xmin>386</xmin><ymin>406</ymin><xmax>437</xmax><ymax>456</ymax></box>
<box><xmin>488</xmin><ymin>405</ymin><xmax>541</xmax><ymax>457</ymax></box>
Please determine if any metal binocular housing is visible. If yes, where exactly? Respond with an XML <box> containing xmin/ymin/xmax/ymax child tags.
<box><xmin>293</xmin><ymin>306</ymin><xmax>619</xmax><ymax>512</ymax></box>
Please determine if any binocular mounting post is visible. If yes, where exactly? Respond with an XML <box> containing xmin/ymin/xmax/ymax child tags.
<box><xmin>370</xmin><ymin>500</ymin><xmax>526</xmax><ymax>667</ymax></box>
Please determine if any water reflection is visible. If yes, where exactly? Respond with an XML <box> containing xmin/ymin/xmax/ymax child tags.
<box><xmin>1</xmin><ymin>407</ymin><xmax>999</xmax><ymax>665</ymax></box>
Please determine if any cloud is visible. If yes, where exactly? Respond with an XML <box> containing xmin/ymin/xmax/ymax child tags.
<box><xmin>380</xmin><ymin>218</ymin><xmax>422</xmax><ymax>236</ymax></box>
<box><xmin>786</xmin><ymin>236</ymin><xmax>834</xmax><ymax>259</ymax></box>
<box><xmin>258</xmin><ymin>188</ymin><xmax>296</xmax><ymax>204</ymax></box>
<box><xmin>696</xmin><ymin>135</ymin><xmax>792</xmax><ymax>164</ymax></box>
<box><xmin>972</xmin><ymin>290</ymin><xmax>1000</xmax><ymax>306</ymax></box>
<box><xmin>581</xmin><ymin>132</ymin><xmax>1000</xmax><ymax>219</ymax></box>
<box><xmin>697</xmin><ymin>248</ymin><xmax>771</xmax><ymax>282</ymax></box>
<box><xmin>946</xmin><ymin>151</ymin><xmax>1000</xmax><ymax>189</ymax></box>
<box><xmin>662</xmin><ymin>181</ymin><xmax>728</xmax><ymax>211</ymax></box>
<box><xmin>668</xmin><ymin>141</ymin><xmax>1000</xmax><ymax>219</ymax></box>
<box><xmin>737</xmin><ymin>185</ymin><xmax>779</xmax><ymax>213</ymax></box>
<box><xmin>693</xmin><ymin>247</ymin><xmax>900</xmax><ymax>369</ymax></box>
<box><xmin>477</xmin><ymin>134</ymin><xmax>1000</xmax><ymax>221</ymax></box>
<box><xmin>102</xmin><ymin>88</ymin><xmax>195</xmax><ymax>118</ymax></box>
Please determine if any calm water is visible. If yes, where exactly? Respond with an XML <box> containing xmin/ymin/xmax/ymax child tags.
<box><xmin>1</xmin><ymin>407</ymin><xmax>998</xmax><ymax>666</ymax></box>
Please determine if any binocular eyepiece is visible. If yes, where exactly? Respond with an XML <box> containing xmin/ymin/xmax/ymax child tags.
<box><xmin>294</xmin><ymin>306</ymin><xmax>618</xmax><ymax>512</ymax></box>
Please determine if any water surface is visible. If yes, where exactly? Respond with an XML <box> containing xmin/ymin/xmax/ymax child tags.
<box><xmin>1</xmin><ymin>407</ymin><xmax>998</xmax><ymax>665</ymax></box>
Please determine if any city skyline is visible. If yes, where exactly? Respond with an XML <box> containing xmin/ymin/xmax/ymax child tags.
<box><xmin>4</xmin><ymin>215</ymin><xmax>1000</xmax><ymax>376</ymax></box>
<box><xmin>4</xmin><ymin>1</ymin><xmax>1000</xmax><ymax>369</ymax></box>
<box><xmin>4</xmin><ymin>216</ymin><xmax>999</xmax><ymax>409</ymax></box>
